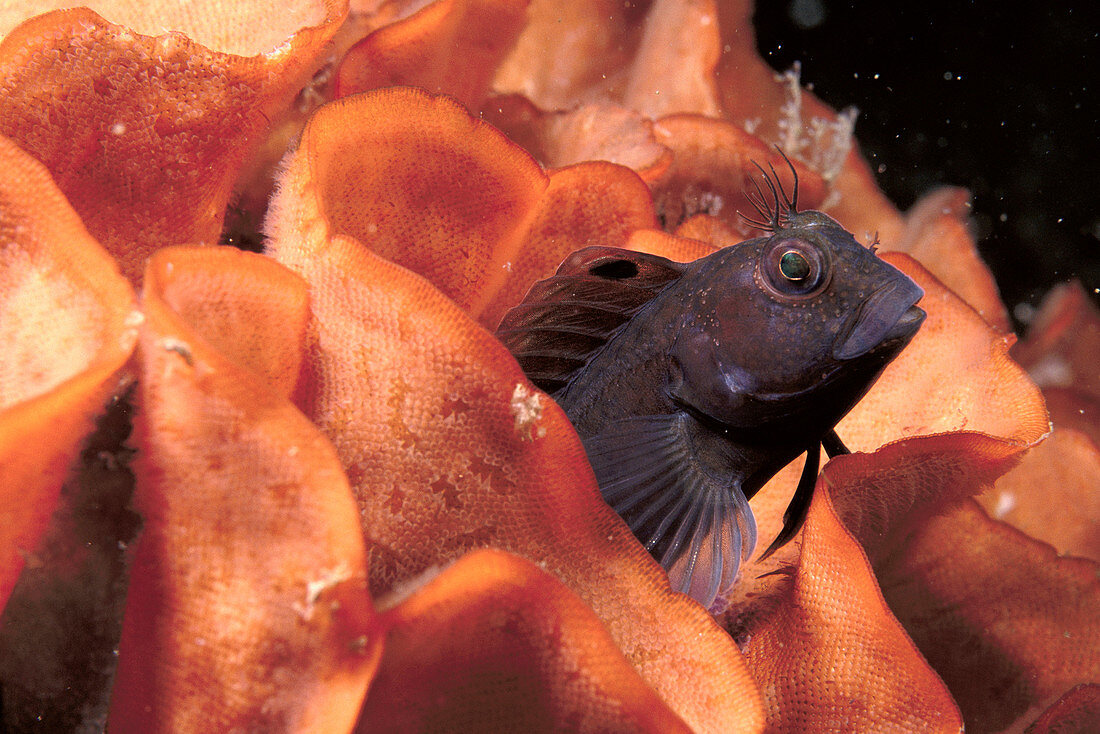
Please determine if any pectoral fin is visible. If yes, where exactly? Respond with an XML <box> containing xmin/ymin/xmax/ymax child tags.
<box><xmin>581</xmin><ymin>413</ymin><xmax>757</xmax><ymax>609</ymax></box>
<box><xmin>758</xmin><ymin>441</ymin><xmax>820</xmax><ymax>562</ymax></box>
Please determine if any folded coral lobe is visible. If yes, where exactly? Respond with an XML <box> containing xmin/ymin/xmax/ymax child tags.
<box><xmin>111</xmin><ymin>247</ymin><xmax>379</xmax><ymax>733</ymax></box>
<box><xmin>359</xmin><ymin>549</ymin><xmax>692</xmax><ymax>733</ymax></box>
<box><xmin>0</xmin><ymin>0</ymin><xmax>346</xmax><ymax>282</ymax></box>
<box><xmin>336</xmin><ymin>0</ymin><xmax>529</xmax><ymax>110</ymax></box>
<box><xmin>0</xmin><ymin>134</ymin><xmax>136</xmax><ymax>612</ymax></box>
<box><xmin>743</xmin><ymin>491</ymin><xmax>962</xmax><ymax>731</ymax></box>
<box><xmin>266</xmin><ymin>86</ymin><xmax>655</xmax><ymax>329</ymax></box>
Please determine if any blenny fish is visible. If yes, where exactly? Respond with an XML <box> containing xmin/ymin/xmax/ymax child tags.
<box><xmin>496</xmin><ymin>161</ymin><xmax>925</xmax><ymax>608</ymax></box>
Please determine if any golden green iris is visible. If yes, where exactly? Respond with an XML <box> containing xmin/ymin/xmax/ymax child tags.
<box><xmin>779</xmin><ymin>250</ymin><xmax>811</xmax><ymax>281</ymax></box>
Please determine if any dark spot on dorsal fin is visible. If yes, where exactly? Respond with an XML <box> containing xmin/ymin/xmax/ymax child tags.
<box><xmin>496</xmin><ymin>246</ymin><xmax>684</xmax><ymax>395</ymax></box>
<box><xmin>590</xmin><ymin>259</ymin><xmax>639</xmax><ymax>280</ymax></box>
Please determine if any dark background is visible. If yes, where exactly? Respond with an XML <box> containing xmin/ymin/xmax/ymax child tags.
<box><xmin>753</xmin><ymin>0</ymin><xmax>1097</xmax><ymax>328</ymax></box>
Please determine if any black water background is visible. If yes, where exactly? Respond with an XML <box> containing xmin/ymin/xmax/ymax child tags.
<box><xmin>755</xmin><ymin>0</ymin><xmax>1098</xmax><ymax>327</ymax></box>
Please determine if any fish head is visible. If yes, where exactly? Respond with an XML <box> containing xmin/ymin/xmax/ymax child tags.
<box><xmin>669</xmin><ymin>210</ymin><xmax>925</xmax><ymax>443</ymax></box>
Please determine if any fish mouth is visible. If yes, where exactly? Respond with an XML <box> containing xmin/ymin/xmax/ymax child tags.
<box><xmin>833</xmin><ymin>278</ymin><xmax>926</xmax><ymax>360</ymax></box>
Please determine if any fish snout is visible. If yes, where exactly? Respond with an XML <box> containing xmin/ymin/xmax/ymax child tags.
<box><xmin>832</xmin><ymin>278</ymin><xmax>925</xmax><ymax>360</ymax></box>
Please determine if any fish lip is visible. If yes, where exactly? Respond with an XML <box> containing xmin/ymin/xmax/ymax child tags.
<box><xmin>883</xmin><ymin>304</ymin><xmax>926</xmax><ymax>342</ymax></box>
<box><xmin>832</xmin><ymin>278</ymin><xmax>925</xmax><ymax>360</ymax></box>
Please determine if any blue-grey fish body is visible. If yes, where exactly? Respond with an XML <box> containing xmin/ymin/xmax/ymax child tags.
<box><xmin>497</xmin><ymin>202</ymin><xmax>925</xmax><ymax>608</ymax></box>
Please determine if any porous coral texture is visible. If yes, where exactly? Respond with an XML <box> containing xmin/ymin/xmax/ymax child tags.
<box><xmin>0</xmin><ymin>0</ymin><xmax>346</xmax><ymax>282</ymax></box>
<box><xmin>0</xmin><ymin>135</ymin><xmax>137</xmax><ymax>611</ymax></box>
<box><xmin>110</xmin><ymin>247</ymin><xmax>380</xmax><ymax>733</ymax></box>
<box><xmin>742</xmin><ymin>491</ymin><xmax>960</xmax><ymax>730</ymax></box>
<box><xmin>358</xmin><ymin>549</ymin><xmax>692</xmax><ymax>733</ymax></box>
<box><xmin>336</xmin><ymin>0</ymin><xmax>529</xmax><ymax>110</ymax></box>
<box><xmin>269</xmin><ymin>87</ymin><xmax>656</xmax><ymax>330</ymax></box>
<box><xmin>879</xmin><ymin>501</ymin><xmax>1100</xmax><ymax>732</ymax></box>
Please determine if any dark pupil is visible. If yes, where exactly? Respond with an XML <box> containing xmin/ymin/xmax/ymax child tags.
<box><xmin>779</xmin><ymin>250</ymin><xmax>811</xmax><ymax>281</ymax></box>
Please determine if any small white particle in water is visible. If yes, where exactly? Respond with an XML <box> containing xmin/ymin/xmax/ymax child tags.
<box><xmin>109</xmin><ymin>122</ymin><xmax>126</xmax><ymax>135</ymax></box>
<box><xmin>1013</xmin><ymin>302</ymin><xmax>1037</xmax><ymax>325</ymax></box>
<box><xmin>993</xmin><ymin>492</ymin><xmax>1016</xmax><ymax>518</ymax></box>
<box><xmin>503</xmin><ymin>261</ymin><xmax>513</xmax><ymax>272</ymax></box>
<box><xmin>1028</xmin><ymin>354</ymin><xmax>1074</xmax><ymax>388</ymax></box>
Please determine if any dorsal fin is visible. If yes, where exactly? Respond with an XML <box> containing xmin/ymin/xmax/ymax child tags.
<box><xmin>496</xmin><ymin>246</ymin><xmax>684</xmax><ymax>394</ymax></box>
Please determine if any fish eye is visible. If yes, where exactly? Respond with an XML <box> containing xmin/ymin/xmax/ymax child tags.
<box><xmin>779</xmin><ymin>250</ymin><xmax>811</xmax><ymax>281</ymax></box>
<box><xmin>759</xmin><ymin>238</ymin><xmax>829</xmax><ymax>298</ymax></box>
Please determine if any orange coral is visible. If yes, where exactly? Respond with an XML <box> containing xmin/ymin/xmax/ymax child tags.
<box><xmin>880</xmin><ymin>501</ymin><xmax>1100</xmax><ymax>731</ymax></box>
<box><xmin>111</xmin><ymin>247</ymin><xmax>379</xmax><ymax>732</ymax></box>
<box><xmin>0</xmin><ymin>135</ymin><xmax>137</xmax><ymax>611</ymax></box>
<box><xmin>359</xmin><ymin>549</ymin><xmax>692</xmax><ymax>733</ymax></box>
<box><xmin>743</xmin><ymin>491</ymin><xmax>960</xmax><ymax>730</ymax></box>
<box><xmin>0</xmin><ymin>1</ymin><xmax>1097</xmax><ymax>731</ymax></box>
<box><xmin>0</xmin><ymin>0</ymin><xmax>346</xmax><ymax>282</ymax></box>
<box><xmin>976</xmin><ymin>280</ymin><xmax>1100</xmax><ymax>571</ymax></box>
<box><xmin>483</xmin><ymin>99</ymin><xmax>674</xmax><ymax>185</ymax></box>
<box><xmin>1012</xmin><ymin>281</ymin><xmax>1100</xmax><ymax>399</ymax></box>
<box><xmin>336</xmin><ymin>0</ymin><xmax>529</xmax><ymax>110</ymax></box>
<box><xmin>268</xmin><ymin>87</ymin><xmax>656</xmax><ymax>330</ymax></box>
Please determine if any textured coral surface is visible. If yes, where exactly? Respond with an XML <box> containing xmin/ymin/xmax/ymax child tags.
<box><xmin>1</xmin><ymin>1</ymin><xmax>1096</xmax><ymax>732</ymax></box>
